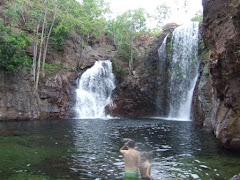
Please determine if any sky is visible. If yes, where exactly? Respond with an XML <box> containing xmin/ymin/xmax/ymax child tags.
<box><xmin>105</xmin><ymin>0</ymin><xmax>203</xmax><ymax>28</ymax></box>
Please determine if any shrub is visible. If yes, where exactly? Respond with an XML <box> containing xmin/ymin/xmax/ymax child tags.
<box><xmin>113</xmin><ymin>64</ymin><xmax>125</xmax><ymax>75</ymax></box>
<box><xmin>0</xmin><ymin>21</ymin><xmax>31</xmax><ymax>73</ymax></box>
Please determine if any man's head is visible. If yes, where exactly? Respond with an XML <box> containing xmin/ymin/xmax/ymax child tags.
<box><xmin>128</xmin><ymin>140</ymin><xmax>135</xmax><ymax>149</ymax></box>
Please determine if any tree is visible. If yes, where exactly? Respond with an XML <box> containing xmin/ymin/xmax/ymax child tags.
<box><xmin>3</xmin><ymin>0</ymin><xmax>110</xmax><ymax>89</ymax></box>
<box><xmin>41</xmin><ymin>0</ymin><xmax>58</xmax><ymax>78</ymax></box>
<box><xmin>77</xmin><ymin>0</ymin><xmax>109</xmax><ymax>42</ymax></box>
<box><xmin>0</xmin><ymin>21</ymin><xmax>31</xmax><ymax>73</ymax></box>
<box><xmin>29</xmin><ymin>0</ymin><xmax>58</xmax><ymax>91</ymax></box>
<box><xmin>3</xmin><ymin>0</ymin><xmax>57</xmax><ymax>89</ymax></box>
<box><xmin>105</xmin><ymin>8</ymin><xmax>147</xmax><ymax>75</ymax></box>
<box><xmin>191</xmin><ymin>10</ymin><xmax>203</xmax><ymax>23</ymax></box>
<box><xmin>154</xmin><ymin>3</ymin><xmax>171</xmax><ymax>29</ymax></box>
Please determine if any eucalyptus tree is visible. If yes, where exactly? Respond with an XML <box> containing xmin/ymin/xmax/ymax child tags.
<box><xmin>154</xmin><ymin>3</ymin><xmax>171</xmax><ymax>29</ymax></box>
<box><xmin>3</xmin><ymin>0</ymin><xmax>109</xmax><ymax>91</ymax></box>
<box><xmin>191</xmin><ymin>10</ymin><xmax>203</xmax><ymax>23</ymax></box>
<box><xmin>79</xmin><ymin>0</ymin><xmax>109</xmax><ymax>41</ymax></box>
<box><xmin>0</xmin><ymin>20</ymin><xmax>31</xmax><ymax>73</ymax></box>
<box><xmin>3</xmin><ymin>0</ymin><xmax>58</xmax><ymax>90</ymax></box>
<box><xmin>28</xmin><ymin>0</ymin><xmax>58</xmax><ymax>91</ymax></box>
<box><xmin>106</xmin><ymin>8</ymin><xmax>147</xmax><ymax>75</ymax></box>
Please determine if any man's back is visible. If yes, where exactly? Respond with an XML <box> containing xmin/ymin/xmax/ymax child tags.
<box><xmin>120</xmin><ymin>140</ymin><xmax>142</xmax><ymax>179</ymax></box>
<box><xmin>121</xmin><ymin>148</ymin><xmax>141</xmax><ymax>171</ymax></box>
<box><xmin>140</xmin><ymin>161</ymin><xmax>151</xmax><ymax>179</ymax></box>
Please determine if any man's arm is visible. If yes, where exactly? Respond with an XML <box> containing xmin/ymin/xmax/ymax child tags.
<box><xmin>146</xmin><ymin>165</ymin><xmax>151</xmax><ymax>179</ymax></box>
<box><xmin>120</xmin><ymin>141</ymin><xmax>129</xmax><ymax>154</ymax></box>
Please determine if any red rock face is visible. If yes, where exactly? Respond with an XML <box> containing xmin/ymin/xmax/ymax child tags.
<box><xmin>202</xmin><ymin>0</ymin><xmax>240</xmax><ymax>150</ymax></box>
<box><xmin>105</xmin><ymin>83</ymin><xmax>156</xmax><ymax>118</ymax></box>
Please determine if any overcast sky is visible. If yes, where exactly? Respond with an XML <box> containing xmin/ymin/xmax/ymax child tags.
<box><xmin>105</xmin><ymin>0</ymin><xmax>203</xmax><ymax>28</ymax></box>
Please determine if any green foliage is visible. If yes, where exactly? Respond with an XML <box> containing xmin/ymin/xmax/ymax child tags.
<box><xmin>117</xmin><ymin>43</ymin><xmax>132</xmax><ymax>60</ymax></box>
<box><xmin>79</xmin><ymin>0</ymin><xmax>109</xmax><ymax>38</ymax></box>
<box><xmin>199</xmin><ymin>39</ymin><xmax>209</xmax><ymax>62</ymax></box>
<box><xmin>154</xmin><ymin>3</ymin><xmax>171</xmax><ymax>29</ymax></box>
<box><xmin>191</xmin><ymin>10</ymin><xmax>203</xmax><ymax>23</ymax></box>
<box><xmin>141</xmin><ymin>65</ymin><xmax>146</xmax><ymax>74</ymax></box>
<box><xmin>203</xmin><ymin>64</ymin><xmax>209</xmax><ymax>76</ymax></box>
<box><xmin>105</xmin><ymin>8</ymin><xmax>147</xmax><ymax>60</ymax></box>
<box><xmin>192</xmin><ymin>58</ymin><xmax>199</xmax><ymax>65</ymax></box>
<box><xmin>4</xmin><ymin>0</ymin><xmax>109</xmax><ymax>52</ymax></box>
<box><xmin>166</xmin><ymin>40</ymin><xmax>172</xmax><ymax>54</ymax></box>
<box><xmin>228</xmin><ymin>1</ymin><xmax>240</xmax><ymax>9</ymax></box>
<box><xmin>3</xmin><ymin>0</ymin><xmax>22</xmax><ymax>25</ymax></box>
<box><xmin>148</xmin><ymin>29</ymin><xmax>162</xmax><ymax>37</ymax></box>
<box><xmin>199</xmin><ymin>39</ymin><xmax>205</xmax><ymax>50</ymax></box>
<box><xmin>113</xmin><ymin>64</ymin><xmax>125</xmax><ymax>75</ymax></box>
<box><xmin>44</xmin><ymin>63</ymin><xmax>67</xmax><ymax>75</ymax></box>
<box><xmin>50</xmin><ymin>0</ymin><xmax>109</xmax><ymax>49</ymax></box>
<box><xmin>0</xmin><ymin>21</ymin><xmax>31</xmax><ymax>73</ymax></box>
<box><xmin>50</xmin><ymin>16</ymin><xmax>74</xmax><ymax>51</ymax></box>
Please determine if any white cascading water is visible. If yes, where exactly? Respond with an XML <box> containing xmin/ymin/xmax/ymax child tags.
<box><xmin>74</xmin><ymin>60</ymin><xmax>115</xmax><ymax>119</ymax></box>
<box><xmin>156</xmin><ymin>35</ymin><xmax>169</xmax><ymax>113</ymax></box>
<box><xmin>168</xmin><ymin>22</ymin><xmax>199</xmax><ymax>120</ymax></box>
<box><xmin>158</xmin><ymin>35</ymin><xmax>168</xmax><ymax>61</ymax></box>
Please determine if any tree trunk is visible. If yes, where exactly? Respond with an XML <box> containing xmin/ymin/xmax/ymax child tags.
<box><xmin>129</xmin><ymin>36</ymin><xmax>134</xmax><ymax>75</ymax></box>
<box><xmin>35</xmin><ymin>0</ymin><xmax>47</xmax><ymax>91</ymax></box>
<box><xmin>41</xmin><ymin>1</ymin><xmax>57</xmax><ymax>77</ymax></box>
<box><xmin>32</xmin><ymin>23</ymin><xmax>40</xmax><ymax>84</ymax></box>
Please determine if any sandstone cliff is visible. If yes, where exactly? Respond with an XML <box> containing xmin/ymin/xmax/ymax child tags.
<box><xmin>193</xmin><ymin>0</ymin><xmax>240</xmax><ymax>151</ymax></box>
<box><xmin>0</xmin><ymin>31</ymin><xmax>116</xmax><ymax>120</ymax></box>
<box><xmin>106</xmin><ymin>24</ymin><xmax>178</xmax><ymax>118</ymax></box>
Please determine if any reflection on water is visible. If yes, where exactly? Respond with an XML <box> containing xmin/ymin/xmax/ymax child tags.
<box><xmin>0</xmin><ymin>118</ymin><xmax>239</xmax><ymax>179</ymax></box>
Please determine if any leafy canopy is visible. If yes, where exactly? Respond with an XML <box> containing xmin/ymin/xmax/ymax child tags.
<box><xmin>105</xmin><ymin>8</ymin><xmax>147</xmax><ymax>60</ymax></box>
<box><xmin>0</xmin><ymin>21</ymin><xmax>31</xmax><ymax>73</ymax></box>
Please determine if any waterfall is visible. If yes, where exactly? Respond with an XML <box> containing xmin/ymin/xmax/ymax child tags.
<box><xmin>158</xmin><ymin>35</ymin><xmax>168</xmax><ymax>61</ymax></box>
<box><xmin>74</xmin><ymin>60</ymin><xmax>115</xmax><ymax>119</ymax></box>
<box><xmin>168</xmin><ymin>22</ymin><xmax>199</xmax><ymax>120</ymax></box>
<box><xmin>157</xmin><ymin>22</ymin><xmax>199</xmax><ymax>120</ymax></box>
<box><xmin>156</xmin><ymin>35</ymin><xmax>169</xmax><ymax>115</ymax></box>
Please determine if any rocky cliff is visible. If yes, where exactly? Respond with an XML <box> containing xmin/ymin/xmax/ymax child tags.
<box><xmin>106</xmin><ymin>24</ymin><xmax>178</xmax><ymax>118</ymax></box>
<box><xmin>106</xmin><ymin>33</ymin><xmax>157</xmax><ymax>118</ymax></box>
<box><xmin>0</xmin><ymin>31</ymin><xmax>116</xmax><ymax>120</ymax></box>
<box><xmin>193</xmin><ymin>0</ymin><xmax>240</xmax><ymax>151</ymax></box>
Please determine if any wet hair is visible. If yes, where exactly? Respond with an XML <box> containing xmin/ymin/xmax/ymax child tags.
<box><xmin>128</xmin><ymin>141</ymin><xmax>135</xmax><ymax>148</ymax></box>
<box><xmin>143</xmin><ymin>152</ymin><xmax>152</xmax><ymax>161</ymax></box>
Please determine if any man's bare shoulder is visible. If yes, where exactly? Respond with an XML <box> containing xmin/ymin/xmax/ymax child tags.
<box><xmin>133</xmin><ymin>149</ymin><xmax>141</xmax><ymax>155</ymax></box>
<box><xmin>120</xmin><ymin>149</ymin><xmax>127</xmax><ymax>155</ymax></box>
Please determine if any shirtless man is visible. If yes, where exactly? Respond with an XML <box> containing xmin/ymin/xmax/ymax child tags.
<box><xmin>120</xmin><ymin>140</ymin><xmax>141</xmax><ymax>179</ymax></box>
<box><xmin>140</xmin><ymin>152</ymin><xmax>152</xmax><ymax>180</ymax></box>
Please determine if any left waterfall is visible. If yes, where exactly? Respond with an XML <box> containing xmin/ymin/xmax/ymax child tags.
<box><xmin>74</xmin><ymin>60</ymin><xmax>115</xmax><ymax>119</ymax></box>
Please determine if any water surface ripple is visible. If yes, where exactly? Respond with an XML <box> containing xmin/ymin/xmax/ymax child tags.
<box><xmin>0</xmin><ymin>118</ymin><xmax>239</xmax><ymax>179</ymax></box>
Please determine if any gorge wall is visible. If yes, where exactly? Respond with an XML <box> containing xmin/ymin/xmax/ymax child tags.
<box><xmin>0</xmin><ymin>29</ymin><xmax>117</xmax><ymax>120</ymax></box>
<box><xmin>193</xmin><ymin>0</ymin><xmax>240</xmax><ymax>151</ymax></box>
<box><xmin>106</xmin><ymin>24</ymin><xmax>178</xmax><ymax>118</ymax></box>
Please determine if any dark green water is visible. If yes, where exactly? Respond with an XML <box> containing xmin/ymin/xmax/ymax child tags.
<box><xmin>0</xmin><ymin>118</ymin><xmax>239</xmax><ymax>180</ymax></box>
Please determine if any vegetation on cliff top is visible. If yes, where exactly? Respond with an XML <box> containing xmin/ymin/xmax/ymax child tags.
<box><xmin>0</xmin><ymin>0</ymin><xmax>109</xmax><ymax>90</ymax></box>
<box><xmin>0</xmin><ymin>0</ymin><xmax>202</xmax><ymax>88</ymax></box>
<box><xmin>0</xmin><ymin>20</ymin><xmax>31</xmax><ymax>73</ymax></box>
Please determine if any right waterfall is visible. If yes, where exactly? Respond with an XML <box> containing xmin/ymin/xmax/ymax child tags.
<box><xmin>158</xmin><ymin>22</ymin><xmax>200</xmax><ymax>120</ymax></box>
